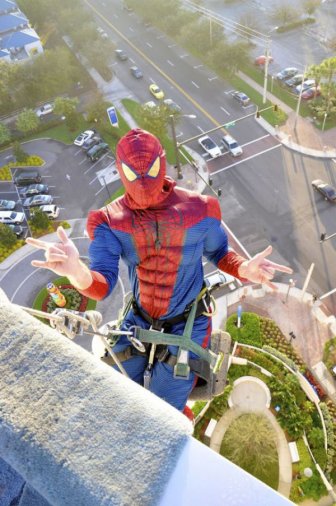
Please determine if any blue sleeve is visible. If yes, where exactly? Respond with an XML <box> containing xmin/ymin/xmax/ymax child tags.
<box><xmin>203</xmin><ymin>218</ymin><xmax>229</xmax><ymax>265</ymax></box>
<box><xmin>88</xmin><ymin>222</ymin><xmax>122</xmax><ymax>298</ymax></box>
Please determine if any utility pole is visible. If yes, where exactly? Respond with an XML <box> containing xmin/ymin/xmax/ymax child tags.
<box><xmin>262</xmin><ymin>37</ymin><xmax>271</xmax><ymax>104</ymax></box>
<box><xmin>294</xmin><ymin>66</ymin><xmax>307</xmax><ymax>131</ymax></box>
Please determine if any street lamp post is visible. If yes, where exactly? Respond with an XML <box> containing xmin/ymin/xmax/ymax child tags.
<box><xmin>322</xmin><ymin>112</ymin><xmax>328</xmax><ymax>132</ymax></box>
<box><xmin>170</xmin><ymin>114</ymin><xmax>196</xmax><ymax>181</ymax></box>
<box><xmin>289</xmin><ymin>331</ymin><xmax>296</xmax><ymax>344</ymax></box>
<box><xmin>284</xmin><ymin>278</ymin><xmax>296</xmax><ymax>303</ymax></box>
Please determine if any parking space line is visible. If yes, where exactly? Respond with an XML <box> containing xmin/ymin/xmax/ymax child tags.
<box><xmin>146</xmin><ymin>42</ymin><xmax>152</xmax><ymax>48</ymax></box>
<box><xmin>197</xmin><ymin>125</ymin><xmax>204</xmax><ymax>133</ymax></box>
<box><xmin>168</xmin><ymin>44</ymin><xmax>176</xmax><ymax>48</ymax></box>
<box><xmin>167</xmin><ymin>60</ymin><xmax>175</xmax><ymax>67</ymax></box>
<box><xmin>208</xmin><ymin>76</ymin><xmax>218</xmax><ymax>82</ymax></box>
<box><xmin>89</xmin><ymin>175</ymin><xmax>99</xmax><ymax>185</ymax></box>
<box><xmin>211</xmin><ymin>144</ymin><xmax>282</xmax><ymax>176</ymax></box>
<box><xmin>225</xmin><ymin>89</ymin><xmax>235</xmax><ymax>95</ymax></box>
<box><xmin>95</xmin><ymin>186</ymin><xmax>106</xmax><ymax>196</ymax></box>
<box><xmin>194</xmin><ymin>64</ymin><xmax>203</xmax><ymax>69</ymax></box>
<box><xmin>74</xmin><ymin>149</ymin><xmax>83</xmax><ymax>156</ymax></box>
<box><xmin>180</xmin><ymin>54</ymin><xmax>189</xmax><ymax>58</ymax></box>
<box><xmin>79</xmin><ymin>158</ymin><xmax>87</xmax><ymax>165</ymax></box>
<box><xmin>220</xmin><ymin>106</ymin><xmax>230</xmax><ymax>115</ymax></box>
<box><xmin>156</xmin><ymin>35</ymin><xmax>165</xmax><ymax>39</ymax></box>
<box><xmin>129</xmin><ymin>57</ymin><xmax>135</xmax><ymax>63</ymax></box>
<box><xmin>192</xmin><ymin>81</ymin><xmax>199</xmax><ymax>89</ymax></box>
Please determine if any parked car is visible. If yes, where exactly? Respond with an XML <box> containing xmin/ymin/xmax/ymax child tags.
<box><xmin>232</xmin><ymin>91</ymin><xmax>250</xmax><ymax>106</ymax></box>
<box><xmin>312</xmin><ymin>179</ymin><xmax>336</xmax><ymax>202</ymax></box>
<box><xmin>198</xmin><ymin>135</ymin><xmax>222</xmax><ymax>158</ymax></box>
<box><xmin>254</xmin><ymin>55</ymin><xmax>274</xmax><ymax>66</ymax></box>
<box><xmin>74</xmin><ymin>130</ymin><xmax>95</xmax><ymax>146</ymax></box>
<box><xmin>301</xmin><ymin>87</ymin><xmax>321</xmax><ymax>100</ymax></box>
<box><xmin>82</xmin><ymin>136</ymin><xmax>102</xmax><ymax>151</ymax></box>
<box><xmin>97</xmin><ymin>27</ymin><xmax>108</xmax><ymax>39</ymax></box>
<box><xmin>7</xmin><ymin>224</ymin><xmax>25</xmax><ymax>238</ymax></box>
<box><xmin>87</xmin><ymin>142</ymin><xmax>109</xmax><ymax>162</ymax></box>
<box><xmin>0</xmin><ymin>199</ymin><xmax>16</xmax><ymax>211</ymax></box>
<box><xmin>130</xmin><ymin>66</ymin><xmax>143</xmax><ymax>79</ymax></box>
<box><xmin>14</xmin><ymin>170</ymin><xmax>42</xmax><ymax>186</ymax></box>
<box><xmin>20</xmin><ymin>183</ymin><xmax>49</xmax><ymax>196</ymax></box>
<box><xmin>276</xmin><ymin>67</ymin><xmax>298</xmax><ymax>81</ymax></box>
<box><xmin>37</xmin><ymin>205</ymin><xmax>60</xmax><ymax>220</ymax></box>
<box><xmin>36</xmin><ymin>103</ymin><xmax>54</xmax><ymax>118</ymax></box>
<box><xmin>163</xmin><ymin>98</ymin><xmax>182</xmax><ymax>113</ymax></box>
<box><xmin>115</xmin><ymin>49</ymin><xmax>128</xmax><ymax>61</ymax></box>
<box><xmin>285</xmin><ymin>74</ymin><xmax>307</xmax><ymax>88</ymax></box>
<box><xmin>23</xmin><ymin>194</ymin><xmax>53</xmax><ymax>208</ymax></box>
<box><xmin>295</xmin><ymin>79</ymin><xmax>316</xmax><ymax>94</ymax></box>
<box><xmin>222</xmin><ymin>134</ymin><xmax>243</xmax><ymax>157</ymax></box>
<box><xmin>0</xmin><ymin>211</ymin><xmax>25</xmax><ymax>224</ymax></box>
<box><xmin>149</xmin><ymin>83</ymin><xmax>164</xmax><ymax>99</ymax></box>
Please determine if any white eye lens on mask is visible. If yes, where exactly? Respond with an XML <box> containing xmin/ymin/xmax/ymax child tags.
<box><xmin>122</xmin><ymin>162</ymin><xmax>137</xmax><ymax>181</ymax></box>
<box><xmin>147</xmin><ymin>156</ymin><xmax>160</xmax><ymax>178</ymax></box>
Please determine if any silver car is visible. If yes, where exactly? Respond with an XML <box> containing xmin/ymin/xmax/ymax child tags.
<box><xmin>23</xmin><ymin>194</ymin><xmax>53</xmax><ymax>208</ymax></box>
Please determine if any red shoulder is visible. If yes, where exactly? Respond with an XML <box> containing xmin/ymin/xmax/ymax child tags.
<box><xmin>206</xmin><ymin>195</ymin><xmax>221</xmax><ymax>220</ymax></box>
<box><xmin>86</xmin><ymin>197</ymin><xmax>134</xmax><ymax>239</ymax></box>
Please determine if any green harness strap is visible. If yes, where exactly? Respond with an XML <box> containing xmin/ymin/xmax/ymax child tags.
<box><xmin>133</xmin><ymin>298</ymin><xmax>224</xmax><ymax>378</ymax></box>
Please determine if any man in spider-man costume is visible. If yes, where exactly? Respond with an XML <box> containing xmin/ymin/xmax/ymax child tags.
<box><xmin>27</xmin><ymin>129</ymin><xmax>292</xmax><ymax>412</ymax></box>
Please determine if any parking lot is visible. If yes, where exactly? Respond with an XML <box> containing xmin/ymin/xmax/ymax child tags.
<box><xmin>0</xmin><ymin>137</ymin><xmax>121</xmax><ymax>237</ymax></box>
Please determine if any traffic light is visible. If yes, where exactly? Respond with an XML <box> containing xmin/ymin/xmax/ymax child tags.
<box><xmin>274</xmin><ymin>104</ymin><xmax>278</xmax><ymax>112</ymax></box>
<box><xmin>320</xmin><ymin>233</ymin><xmax>326</xmax><ymax>242</ymax></box>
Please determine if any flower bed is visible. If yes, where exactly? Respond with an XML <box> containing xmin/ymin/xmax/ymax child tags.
<box><xmin>41</xmin><ymin>284</ymin><xmax>89</xmax><ymax>313</ymax></box>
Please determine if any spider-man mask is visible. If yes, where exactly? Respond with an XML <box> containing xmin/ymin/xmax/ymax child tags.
<box><xmin>116</xmin><ymin>129</ymin><xmax>172</xmax><ymax>209</ymax></box>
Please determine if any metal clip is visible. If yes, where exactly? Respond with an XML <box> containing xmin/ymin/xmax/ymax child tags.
<box><xmin>128</xmin><ymin>326</ymin><xmax>146</xmax><ymax>352</ymax></box>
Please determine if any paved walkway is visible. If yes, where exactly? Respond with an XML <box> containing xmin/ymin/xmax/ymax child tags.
<box><xmin>210</xmin><ymin>377</ymin><xmax>292</xmax><ymax>498</ymax></box>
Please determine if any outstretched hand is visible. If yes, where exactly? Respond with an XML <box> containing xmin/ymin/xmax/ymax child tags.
<box><xmin>238</xmin><ymin>245</ymin><xmax>293</xmax><ymax>290</ymax></box>
<box><xmin>26</xmin><ymin>226</ymin><xmax>92</xmax><ymax>289</ymax></box>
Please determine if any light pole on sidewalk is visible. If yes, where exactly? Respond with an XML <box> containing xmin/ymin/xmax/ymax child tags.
<box><xmin>170</xmin><ymin>114</ymin><xmax>196</xmax><ymax>180</ymax></box>
<box><xmin>283</xmin><ymin>278</ymin><xmax>296</xmax><ymax>303</ymax></box>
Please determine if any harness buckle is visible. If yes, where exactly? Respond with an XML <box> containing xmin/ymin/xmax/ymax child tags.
<box><xmin>173</xmin><ymin>349</ymin><xmax>190</xmax><ymax>380</ymax></box>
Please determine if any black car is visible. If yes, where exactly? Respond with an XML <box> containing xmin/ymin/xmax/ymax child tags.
<box><xmin>14</xmin><ymin>170</ymin><xmax>42</xmax><ymax>186</ymax></box>
<box><xmin>20</xmin><ymin>183</ymin><xmax>49</xmax><ymax>197</ymax></box>
<box><xmin>82</xmin><ymin>136</ymin><xmax>102</xmax><ymax>151</ymax></box>
<box><xmin>130</xmin><ymin>66</ymin><xmax>143</xmax><ymax>79</ymax></box>
<box><xmin>312</xmin><ymin>179</ymin><xmax>336</xmax><ymax>202</ymax></box>
<box><xmin>115</xmin><ymin>49</ymin><xmax>128</xmax><ymax>61</ymax></box>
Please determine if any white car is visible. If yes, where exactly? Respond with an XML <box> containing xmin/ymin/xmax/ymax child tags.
<box><xmin>198</xmin><ymin>135</ymin><xmax>222</xmax><ymax>158</ymax></box>
<box><xmin>38</xmin><ymin>205</ymin><xmax>60</xmax><ymax>220</ymax></box>
<box><xmin>36</xmin><ymin>103</ymin><xmax>54</xmax><ymax>118</ymax></box>
<box><xmin>73</xmin><ymin>130</ymin><xmax>96</xmax><ymax>147</ymax></box>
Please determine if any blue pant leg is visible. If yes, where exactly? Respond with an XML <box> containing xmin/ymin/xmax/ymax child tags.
<box><xmin>150</xmin><ymin>315</ymin><xmax>212</xmax><ymax>410</ymax></box>
<box><xmin>111</xmin><ymin>310</ymin><xmax>149</xmax><ymax>386</ymax></box>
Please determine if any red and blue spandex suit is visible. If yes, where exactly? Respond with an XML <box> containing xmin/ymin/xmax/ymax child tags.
<box><xmin>80</xmin><ymin>129</ymin><xmax>245</xmax><ymax>411</ymax></box>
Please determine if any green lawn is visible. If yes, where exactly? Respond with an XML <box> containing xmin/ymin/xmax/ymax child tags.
<box><xmin>220</xmin><ymin>415</ymin><xmax>279</xmax><ymax>490</ymax></box>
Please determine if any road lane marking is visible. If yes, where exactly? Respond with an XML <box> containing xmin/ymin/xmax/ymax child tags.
<box><xmin>156</xmin><ymin>35</ymin><xmax>165</xmax><ymax>39</ymax></box>
<box><xmin>225</xmin><ymin>89</ymin><xmax>235</xmax><ymax>94</ymax></box>
<box><xmin>180</xmin><ymin>54</ymin><xmax>188</xmax><ymax>58</ymax></box>
<box><xmin>89</xmin><ymin>175</ymin><xmax>99</xmax><ymax>185</ymax></box>
<box><xmin>78</xmin><ymin>158</ymin><xmax>87</xmax><ymax>165</ymax></box>
<box><xmin>129</xmin><ymin>27</ymin><xmax>134</xmax><ymax>32</ymax></box>
<box><xmin>208</xmin><ymin>76</ymin><xmax>218</xmax><ymax>82</ymax></box>
<box><xmin>192</xmin><ymin>81</ymin><xmax>199</xmax><ymax>88</ymax></box>
<box><xmin>84</xmin><ymin>0</ymin><xmax>227</xmax><ymax>129</ymax></box>
<box><xmin>211</xmin><ymin>143</ymin><xmax>282</xmax><ymax>176</ymax></box>
<box><xmin>194</xmin><ymin>64</ymin><xmax>203</xmax><ymax>69</ymax></box>
<box><xmin>168</xmin><ymin>43</ymin><xmax>176</xmax><ymax>48</ymax></box>
<box><xmin>146</xmin><ymin>42</ymin><xmax>152</xmax><ymax>48</ymax></box>
<box><xmin>197</xmin><ymin>125</ymin><xmax>204</xmax><ymax>133</ymax></box>
<box><xmin>220</xmin><ymin>106</ymin><xmax>230</xmax><ymax>115</ymax></box>
<box><xmin>167</xmin><ymin>60</ymin><xmax>175</xmax><ymax>66</ymax></box>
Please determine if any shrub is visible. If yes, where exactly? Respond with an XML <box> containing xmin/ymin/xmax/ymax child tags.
<box><xmin>226</xmin><ymin>312</ymin><xmax>262</xmax><ymax>347</ymax></box>
<box><xmin>262</xmin><ymin>345</ymin><xmax>298</xmax><ymax>371</ymax></box>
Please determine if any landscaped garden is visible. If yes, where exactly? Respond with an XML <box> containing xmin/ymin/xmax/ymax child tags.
<box><xmin>192</xmin><ymin>311</ymin><xmax>334</xmax><ymax>503</ymax></box>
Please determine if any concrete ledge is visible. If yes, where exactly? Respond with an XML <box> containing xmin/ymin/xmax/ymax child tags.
<box><xmin>0</xmin><ymin>289</ymin><xmax>191</xmax><ymax>506</ymax></box>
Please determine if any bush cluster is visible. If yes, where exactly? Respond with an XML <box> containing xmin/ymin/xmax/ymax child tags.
<box><xmin>0</xmin><ymin>155</ymin><xmax>44</xmax><ymax>181</ymax></box>
<box><xmin>320</xmin><ymin>403</ymin><xmax>336</xmax><ymax>481</ymax></box>
<box><xmin>226</xmin><ymin>312</ymin><xmax>262</xmax><ymax>347</ymax></box>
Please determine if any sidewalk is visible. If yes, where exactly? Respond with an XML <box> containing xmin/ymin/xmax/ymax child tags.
<box><xmin>239</xmin><ymin>71</ymin><xmax>336</xmax><ymax>158</ymax></box>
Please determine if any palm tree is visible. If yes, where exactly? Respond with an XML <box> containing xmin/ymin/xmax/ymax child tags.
<box><xmin>220</xmin><ymin>413</ymin><xmax>278</xmax><ymax>475</ymax></box>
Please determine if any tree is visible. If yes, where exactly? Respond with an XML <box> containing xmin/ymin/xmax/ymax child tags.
<box><xmin>209</xmin><ymin>41</ymin><xmax>250</xmax><ymax>75</ymax></box>
<box><xmin>140</xmin><ymin>103</ymin><xmax>173</xmax><ymax>141</ymax></box>
<box><xmin>86</xmin><ymin>96</ymin><xmax>110</xmax><ymax>125</ymax></box>
<box><xmin>302</xmin><ymin>0</ymin><xmax>321</xmax><ymax>17</ymax></box>
<box><xmin>221</xmin><ymin>414</ymin><xmax>278</xmax><ymax>475</ymax></box>
<box><xmin>13</xmin><ymin>141</ymin><xmax>28</xmax><ymax>163</ymax></box>
<box><xmin>239</xmin><ymin>11</ymin><xmax>262</xmax><ymax>42</ymax></box>
<box><xmin>0</xmin><ymin>223</ymin><xmax>17</xmax><ymax>248</ymax></box>
<box><xmin>54</xmin><ymin>96</ymin><xmax>79</xmax><ymax>118</ymax></box>
<box><xmin>30</xmin><ymin>208</ymin><xmax>50</xmax><ymax>230</ymax></box>
<box><xmin>271</xmin><ymin>4</ymin><xmax>299</xmax><ymax>25</ymax></box>
<box><xmin>0</xmin><ymin>123</ymin><xmax>11</xmax><ymax>145</ymax></box>
<box><xmin>16</xmin><ymin>109</ymin><xmax>39</xmax><ymax>134</ymax></box>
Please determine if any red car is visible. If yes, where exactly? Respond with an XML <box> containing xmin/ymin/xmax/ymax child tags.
<box><xmin>254</xmin><ymin>55</ymin><xmax>274</xmax><ymax>66</ymax></box>
<box><xmin>301</xmin><ymin>87</ymin><xmax>321</xmax><ymax>100</ymax></box>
